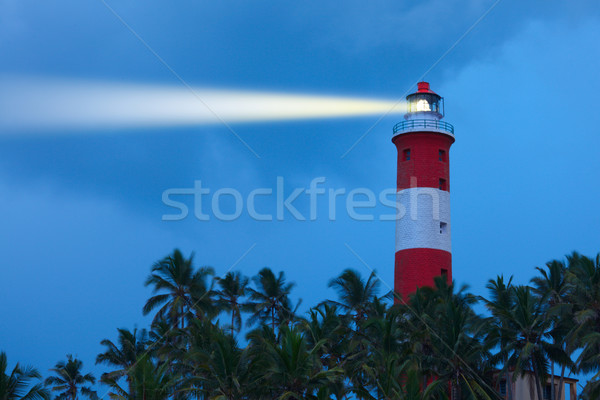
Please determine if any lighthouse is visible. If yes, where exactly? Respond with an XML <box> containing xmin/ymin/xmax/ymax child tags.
<box><xmin>392</xmin><ymin>82</ymin><xmax>455</xmax><ymax>301</ymax></box>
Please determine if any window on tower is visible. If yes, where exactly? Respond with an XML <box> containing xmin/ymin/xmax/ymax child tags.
<box><xmin>439</xmin><ymin>150</ymin><xmax>446</xmax><ymax>162</ymax></box>
<box><xmin>403</xmin><ymin>149</ymin><xmax>411</xmax><ymax>161</ymax></box>
<box><xmin>439</xmin><ymin>178</ymin><xmax>447</xmax><ymax>191</ymax></box>
<box><xmin>440</xmin><ymin>221</ymin><xmax>448</xmax><ymax>234</ymax></box>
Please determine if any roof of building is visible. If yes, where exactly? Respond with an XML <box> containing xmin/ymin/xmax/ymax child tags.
<box><xmin>493</xmin><ymin>369</ymin><xmax>579</xmax><ymax>383</ymax></box>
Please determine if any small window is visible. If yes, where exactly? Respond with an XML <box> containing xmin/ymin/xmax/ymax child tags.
<box><xmin>499</xmin><ymin>380</ymin><xmax>507</xmax><ymax>396</ymax></box>
<box><xmin>543</xmin><ymin>385</ymin><xmax>551</xmax><ymax>400</ymax></box>
<box><xmin>439</xmin><ymin>178</ymin><xmax>447</xmax><ymax>191</ymax></box>
<box><xmin>440</xmin><ymin>222</ymin><xmax>448</xmax><ymax>234</ymax></box>
<box><xmin>403</xmin><ymin>149</ymin><xmax>411</xmax><ymax>161</ymax></box>
<box><xmin>439</xmin><ymin>150</ymin><xmax>446</xmax><ymax>162</ymax></box>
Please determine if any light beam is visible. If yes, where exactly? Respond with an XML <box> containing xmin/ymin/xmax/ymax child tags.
<box><xmin>0</xmin><ymin>77</ymin><xmax>406</xmax><ymax>133</ymax></box>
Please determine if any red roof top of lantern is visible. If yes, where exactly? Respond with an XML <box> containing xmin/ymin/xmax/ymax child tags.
<box><xmin>416</xmin><ymin>82</ymin><xmax>436</xmax><ymax>94</ymax></box>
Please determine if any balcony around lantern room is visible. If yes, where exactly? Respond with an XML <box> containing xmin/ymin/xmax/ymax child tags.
<box><xmin>392</xmin><ymin>119</ymin><xmax>455</xmax><ymax>138</ymax></box>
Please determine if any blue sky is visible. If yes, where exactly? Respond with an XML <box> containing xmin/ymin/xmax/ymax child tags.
<box><xmin>1</xmin><ymin>0</ymin><xmax>599</xmax><ymax>387</ymax></box>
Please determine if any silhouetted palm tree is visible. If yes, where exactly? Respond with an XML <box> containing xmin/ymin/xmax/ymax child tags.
<box><xmin>531</xmin><ymin>259</ymin><xmax>572</xmax><ymax>400</ymax></box>
<box><xmin>567</xmin><ymin>252</ymin><xmax>600</xmax><ymax>395</ymax></box>
<box><xmin>185</xmin><ymin>326</ymin><xmax>251</xmax><ymax>400</ymax></box>
<box><xmin>246</xmin><ymin>267</ymin><xmax>296</xmax><ymax>330</ymax></box>
<box><xmin>301</xmin><ymin>304</ymin><xmax>349</xmax><ymax>372</ymax></box>
<box><xmin>402</xmin><ymin>285</ymin><xmax>441</xmax><ymax>389</ymax></box>
<box><xmin>215</xmin><ymin>271</ymin><xmax>249</xmax><ymax>337</ymax></box>
<box><xmin>327</xmin><ymin>269</ymin><xmax>380</xmax><ymax>323</ymax></box>
<box><xmin>500</xmin><ymin>286</ymin><xmax>552</xmax><ymax>400</ymax></box>
<box><xmin>431</xmin><ymin>283</ymin><xmax>494</xmax><ymax>400</ymax></box>
<box><xmin>102</xmin><ymin>355</ymin><xmax>177</xmax><ymax>400</ymax></box>
<box><xmin>357</xmin><ymin>306</ymin><xmax>407</xmax><ymax>399</ymax></box>
<box><xmin>96</xmin><ymin>328</ymin><xmax>148</xmax><ymax>398</ymax></box>
<box><xmin>262</xmin><ymin>324</ymin><xmax>343</xmax><ymax>399</ymax></box>
<box><xmin>0</xmin><ymin>352</ymin><xmax>49</xmax><ymax>400</ymax></box>
<box><xmin>45</xmin><ymin>355</ymin><xmax>96</xmax><ymax>400</ymax></box>
<box><xmin>403</xmin><ymin>278</ymin><xmax>496</xmax><ymax>400</ymax></box>
<box><xmin>143</xmin><ymin>249</ymin><xmax>215</xmax><ymax>328</ymax></box>
<box><xmin>399</xmin><ymin>368</ymin><xmax>448</xmax><ymax>400</ymax></box>
<box><xmin>482</xmin><ymin>275</ymin><xmax>516</xmax><ymax>400</ymax></box>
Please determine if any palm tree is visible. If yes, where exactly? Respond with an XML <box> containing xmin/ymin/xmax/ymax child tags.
<box><xmin>358</xmin><ymin>359</ymin><xmax>447</xmax><ymax>400</ymax></box>
<box><xmin>356</xmin><ymin>306</ymin><xmax>407</xmax><ymax>399</ymax></box>
<box><xmin>167</xmin><ymin>318</ymin><xmax>242</xmax><ymax>398</ymax></box>
<box><xmin>499</xmin><ymin>286</ymin><xmax>553</xmax><ymax>400</ymax></box>
<box><xmin>260</xmin><ymin>324</ymin><xmax>342</xmax><ymax>399</ymax></box>
<box><xmin>143</xmin><ymin>249</ymin><xmax>215</xmax><ymax>328</ymax></box>
<box><xmin>325</xmin><ymin>269</ymin><xmax>381</xmax><ymax>395</ymax></box>
<box><xmin>398</xmin><ymin>367</ymin><xmax>448</xmax><ymax>400</ymax></box>
<box><xmin>327</xmin><ymin>269</ymin><xmax>380</xmax><ymax>323</ymax></box>
<box><xmin>215</xmin><ymin>271</ymin><xmax>249</xmax><ymax>337</ymax></box>
<box><xmin>301</xmin><ymin>304</ymin><xmax>349</xmax><ymax>372</ymax></box>
<box><xmin>301</xmin><ymin>305</ymin><xmax>351</xmax><ymax>399</ymax></box>
<box><xmin>45</xmin><ymin>355</ymin><xmax>96</xmax><ymax>400</ymax></box>
<box><xmin>482</xmin><ymin>275</ymin><xmax>516</xmax><ymax>400</ymax></box>
<box><xmin>402</xmin><ymin>285</ymin><xmax>440</xmax><ymax>390</ymax></box>
<box><xmin>404</xmin><ymin>277</ymin><xmax>495</xmax><ymax>400</ymax></box>
<box><xmin>102</xmin><ymin>355</ymin><xmax>177</xmax><ymax>400</ymax></box>
<box><xmin>184</xmin><ymin>327</ymin><xmax>251</xmax><ymax>400</ymax></box>
<box><xmin>531</xmin><ymin>259</ymin><xmax>573</xmax><ymax>400</ymax></box>
<box><xmin>0</xmin><ymin>352</ymin><xmax>49</xmax><ymax>400</ymax></box>
<box><xmin>580</xmin><ymin>378</ymin><xmax>600</xmax><ymax>400</ymax></box>
<box><xmin>566</xmin><ymin>252</ymin><xmax>600</xmax><ymax>395</ymax></box>
<box><xmin>430</xmin><ymin>286</ymin><xmax>495</xmax><ymax>400</ymax></box>
<box><xmin>96</xmin><ymin>328</ymin><xmax>148</xmax><ymax>398</ymax></box>
<box><xmin>246</xmin><ymin>267</ymin><xmax>296</xmax><ymax>330</ymax></box>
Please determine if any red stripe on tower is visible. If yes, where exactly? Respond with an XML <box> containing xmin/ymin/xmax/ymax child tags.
<box><xmin>392</xmin><ymin>82</ymin><xmax>455</xmax><ymax>301</ymax></box>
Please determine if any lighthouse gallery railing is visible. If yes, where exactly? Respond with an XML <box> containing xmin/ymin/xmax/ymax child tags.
<box><xmin>393</xmin><ymin>119</ymin><xmax>454</xmax><ymax>135</ymax></box>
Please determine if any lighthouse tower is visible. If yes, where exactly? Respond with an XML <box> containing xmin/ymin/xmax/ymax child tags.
<box><xmin>392</xmin><ymin>82</ymin><xmax>455</xmax><ymax>301</ymax></box>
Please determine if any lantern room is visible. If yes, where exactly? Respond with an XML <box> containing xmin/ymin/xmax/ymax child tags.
<box><xmin>405</xmin><ymin>82</ymin><xmax>444</xmax><ymax>119</ymax></box>
<box><xmin>394</xmin><ymin>82</ymin><xmax>454</xmax><ymax>137</ymax></box>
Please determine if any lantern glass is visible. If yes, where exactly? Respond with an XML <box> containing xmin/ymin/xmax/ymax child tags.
<box><xmin>416</xmin><ymin>99</ymin><xmax>431</xmax><ymax>112</ymax></box>
<box><xmin>407</xmin><ymin>92</ymin><xmax>444</xmax><ymax>116</ymax></box>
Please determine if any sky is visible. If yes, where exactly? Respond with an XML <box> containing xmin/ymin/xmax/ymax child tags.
<box><xmin>1</xmin><ymin>0</ymin><xmax>599</xmax><ymax>389</ymax></box>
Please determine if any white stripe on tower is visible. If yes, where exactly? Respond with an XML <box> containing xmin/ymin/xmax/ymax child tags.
<box><xmin>395</xmin><ymin>188</ymin><xmax>451</xmax><ymax>252</ymax></box>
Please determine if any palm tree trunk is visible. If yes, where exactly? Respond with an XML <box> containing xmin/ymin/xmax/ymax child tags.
<box><xmin>181</xmin><ymin>304</ymin><xmax>185</xmax><ymax>329</ymax></box>
<box><xmin>535</xmin><ymin>376</ymin><xmax>544</xmax><ymax>400</ymax></box>
<box><xmin>452</xmin><ymin>372</ymin><xmax>461</xmax><ymax>400</ymax></box>
<box><xmin>506</xmin><ymin>371</ymin><xmax>513</xmax><ymax>400</ymax></box>
<box><xmin>231</xmin><ymin>310</ymin><xmax>235</xmax><ymax>337</ymax></box>
<box><xmin>531</xmin><ymin>360</ymin><xmax>544</xmax><ymax>400</ymax></box>
<box><xmin>451</xmin><ymin>381</ymin><xmax>458</xmax><ymax>400</ymax></box>
<box><xmin>271</xmin><ymin>307</ymin><xmax>275</xmax><ymax>331</ymax></box>
<box><xmin>557</xmin><ymin>364</ymin><xmax>566</xmax><ymax>400</ymax></box>
<box><xmin>128</xmin><ymin>377</ymin><xmax>134</xmax><ymax>399</ymax></box>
